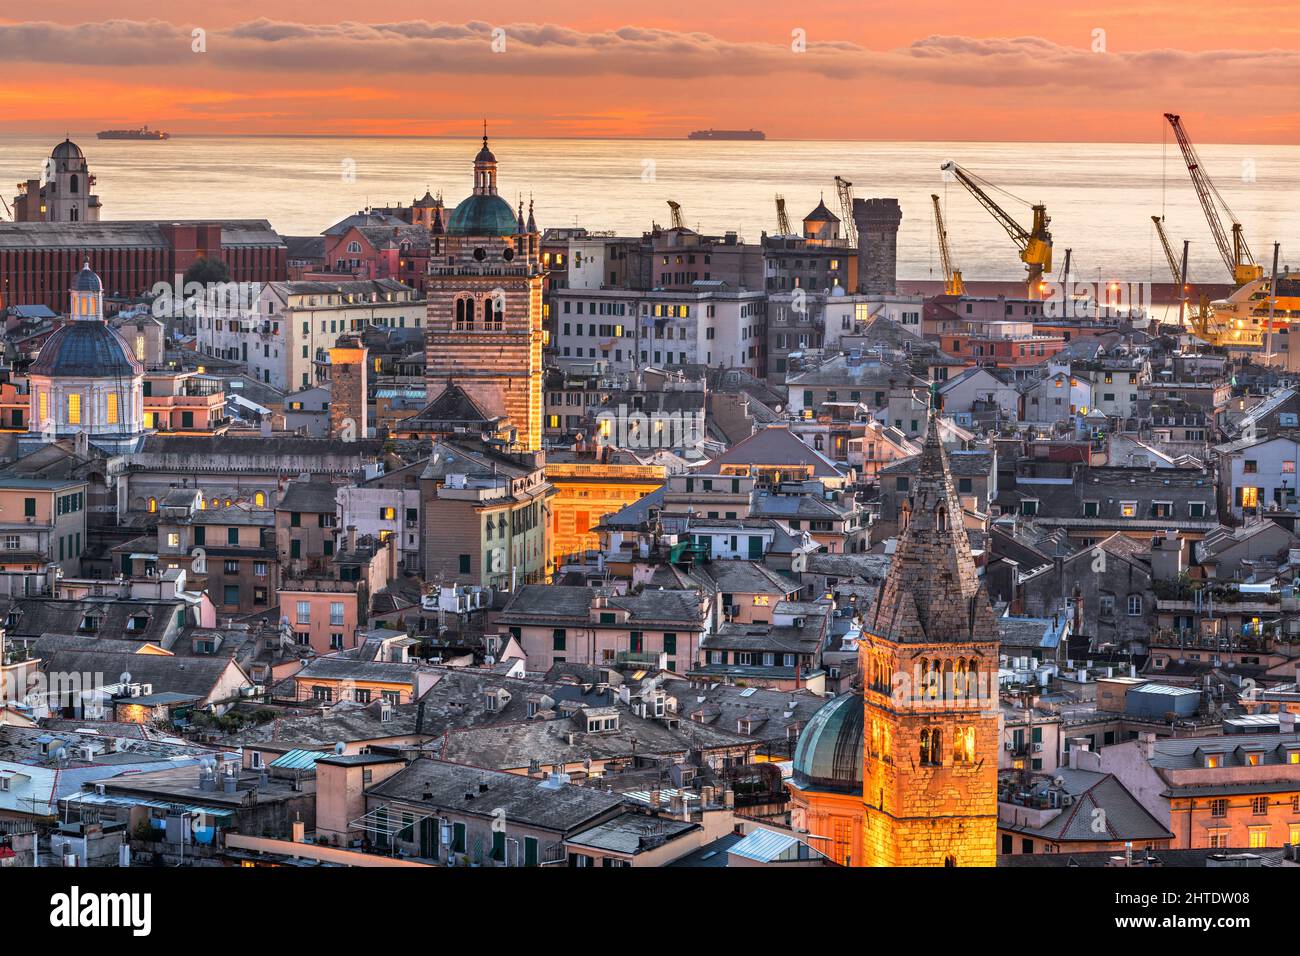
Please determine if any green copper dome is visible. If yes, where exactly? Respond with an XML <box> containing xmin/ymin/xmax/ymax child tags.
<box><xmin>791</xmin><ymin>691</ymin><xmax>863</xmax><ymax>795</ymax></box>
<box><xmin>446</xmin><ymin>194</ymin><xmax>518</xmax><ymax>237</ymax></box>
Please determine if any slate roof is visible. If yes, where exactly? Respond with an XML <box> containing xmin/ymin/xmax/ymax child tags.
<box><xmin>1001</xmin><ymin>769</ymin><xmax>1174</xmax><ymax>844</ymax></box>
<box><xmin>368</xmin><ymin>757</ymin><xmax>626</xmax><ymax>832</ymax></box>
<box><xmin>276</xmin><ymin>481</ymin><xmax>340</xmax><ymax>514</ymax></box>
<box><xmin>41</xmin><ymin>649</ymin><xmax>245</xmax><ymax>701</ymax></box>
<box><xmin>565</xmin><ymin>812</ymin><xmax>698</xmax><ymax>855</ymax></box>
<box><xmin>229</xmin><ymin>701</ymin><xmax>425</xmax><ymax>747</ymax></box>
<box><xmin>499</xmin><ymin>586</ymin><xmax>705</xmax><ymax>630</ymax></box>
<box><xmin>292</xmin><ymin>657</ymin><xmax>423</xmax><ymax>686</ymax></box>
<box><xmin>432</xmin><ymin>709</ymin><xmax>707</xmax><ymax>770</ymax></box>
<box><xmin>7</xmin><ymin>597</ymin><xmax>186</xmax><ymax>645</ymax></box>
<box><xmin>696</xmin><ymin>425</ymin><xmax>844</xmax><ymax>478</ymax></box>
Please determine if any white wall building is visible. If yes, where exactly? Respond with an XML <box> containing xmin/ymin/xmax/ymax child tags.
<box><xmin>336</xmin><ymin>484</ymin><xmax>422</xmax><ymax>572</ymax></box>
<box><xmin>552</xmin><ymin>287</ymin><xmax>767</xmax><ymax>377</ymax></box>
<box><xmin>196</xmin><ymin>278</ymin><xmax>422</xmax><ymax>392</ymax></box>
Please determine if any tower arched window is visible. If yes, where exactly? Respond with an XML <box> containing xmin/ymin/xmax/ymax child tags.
<box><xmin>69</xmin><ymin>174</ymin><xmax>79</xmax><ymax>194</ymax></box>
<box><xmin>70</xmin><ymin>205</ymin><xmax>79</xmax><ymax>222</ymax></box>
<box><xmin>254</xmin><ymin>491</ymin><xmax>266</xmax><ymax>507</ymax></box>
<box><xmin>920</xmin><ymin>728</ymin><xmax>942</xmax><ymax>766</ymax></box>
<box><xmin>936</xmin><ymin>505</ymin><xmax>948</xmax><ymax>532</ymax></box>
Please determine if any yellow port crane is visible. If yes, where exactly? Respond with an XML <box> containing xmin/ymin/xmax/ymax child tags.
<box><xmin>939</xmin><ymin>160</ymin><xmax>1052</xmax><ymax>299</ymax></box>
<box><xmin>834</xmin><ymin>176</ymin><xmax>858</xmax><ymax>246</ymax></box>
<box><xmin>1164</xmin><ymin>113</ymin><xmax>1263</xmax><ymax>287</ymax></box>
<box><xmin>775</xmin><ymin>194</ymin><xmax>792</xmax><ymax>236</ymax></box>
<box><xmin>666</xmin><ymin>200</ymin><xmax>685</xmax><ymax>230</ymax></box>
<box><xmin>930</xmin><ymin>193</ymin><xmax>966</xmax><ymax>296</ymax></box>
<box><xmin>1151</xmin><ymin>215</ymin><xmax>1183</xmax><ymax>286</ymax></box>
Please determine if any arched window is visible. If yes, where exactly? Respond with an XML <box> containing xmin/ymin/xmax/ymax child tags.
<box><xmin>69</xmin><ymin>174</ymin><xmax>79</xmax><ymax>194</ymax></box>
<box><xmin>921</xmin><ymin>728</ymin><xmax>942</xmax><ymax>765</ymax></box>
<box><xmin>936</xmin><ymin>505</ymin><xmax>948</xmax><ymax>532</ymax></box>
<box><xmin>944</xmin><ymin>855</ymin><xmax>957</xmax><ymax>868</ymax></box>
<box><xmin>70</xmin><ymin>205</ymin><xmax>79</xmax><ymax>222</ymax></box>
<box><xmin>148</xmin><ymin>497</ymin><xmax>157</xmax><ymax>513</ymax></box>
<box><xmin>952</xmin><ymin>725</ymin><xmax>975</xmax><ymax>763</ymax></box>
<box><xmin>254</xmin><ymin>491</ymin><xmax>266</xmax><ymax>507</ymax></box>
<box><xmin>346</xmin><ymin>241</ymin><xmax>362</xmax><ymax>254</ymax></box>
<box><xmin>942</xmin><ymin>659</ymin><xmax>954</xmax><ymax>699</ymax></box>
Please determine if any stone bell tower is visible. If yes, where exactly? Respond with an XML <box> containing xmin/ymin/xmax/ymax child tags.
<box><xmin>859</xmin><ymin>383</ymin><xmax>999</xmax><ymax>867</ymax></box>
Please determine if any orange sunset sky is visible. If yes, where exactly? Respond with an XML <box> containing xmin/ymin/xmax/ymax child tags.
<box><xmin>1</xmin><ymin>2</ymin><xmax>1297</xmax><ymax>142</ymax></box>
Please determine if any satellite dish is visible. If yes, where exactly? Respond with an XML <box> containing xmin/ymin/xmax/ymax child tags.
<box><xmin>119</xmin><ymin>671</ymin><xmax>132</xmax><ymax>686</ymax></box>
<box><xmin>1052</xmin><ymin>776</ymin><xmax>1065</xmax><ymax>788</ymax></box>
<box><xmin>334</xmin><ymin>742</ymin><xmax>346</xmax><ymax>755</ymax></box>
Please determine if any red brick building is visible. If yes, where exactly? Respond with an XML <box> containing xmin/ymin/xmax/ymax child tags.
<box><xmin>0</xmin><ymin>220</ymin><xmax>287</xmax><ymax>310</ymax></box>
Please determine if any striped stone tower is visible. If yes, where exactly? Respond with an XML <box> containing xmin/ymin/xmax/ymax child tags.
<box><xmin>424</xmin><ymin>128</ymin><xmax>544</xmax><ymax>451</ymax></box>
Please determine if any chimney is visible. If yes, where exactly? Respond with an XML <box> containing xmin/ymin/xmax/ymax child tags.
<box><xmin>1280</xmin><ymin>710</ymin><xmax>1297</xmax><ymax>735</ymax></box>
<box><xmin>291</xmin><ymin>818</ymin><xmax>305</xmax><ymax>843</ymax></box>
<box><xmin>1138</xmin><ymin>731</ymin><xmax>1157</xmax><ymax>759</ymax></box>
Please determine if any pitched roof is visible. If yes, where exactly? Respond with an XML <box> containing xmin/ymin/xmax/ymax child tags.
<box><xmin>697</xmin><ymin>425</ymin><xmax>844</xmax><ymax>478</ymax></box>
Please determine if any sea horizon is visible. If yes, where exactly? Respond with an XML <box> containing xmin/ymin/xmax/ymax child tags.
<box><xmin>2</xmin><ymin>134</ymin><xmax>1296</xmax><ymax>285</ymax></box>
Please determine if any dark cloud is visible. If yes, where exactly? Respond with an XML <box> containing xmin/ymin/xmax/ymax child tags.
<box><xmin>0</xmin><ymin>18</ymin><xmax>1294</xmax><ymax>93</ymax></box>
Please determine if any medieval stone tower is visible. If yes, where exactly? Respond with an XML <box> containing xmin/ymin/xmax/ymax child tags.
<box><xmin>424</xmin><ymin>129</ymin><xmax>544</xmax><ymax>451</ymax></box>
<box><xmin>852</xmin><ymin>197</ymin><xmax>901</xmax><ymax>294</ymax></box>
<box><xmin>859</xmin><ymin>389</ymin><xmax>999</xmax><ymax>867</ymax></box>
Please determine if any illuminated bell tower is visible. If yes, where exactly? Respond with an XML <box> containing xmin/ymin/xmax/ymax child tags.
<box><xmin>424</xmin><ymin>126</ymin><xmax>544</xmax><ymax>451</ymax></box>
<box><xmin>859</xmin><ymin>383</ymin><xmax>999</xmax><ymax>867</ymax></box>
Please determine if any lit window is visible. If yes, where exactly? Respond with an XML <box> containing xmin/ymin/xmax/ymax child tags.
<box><xmin>254</xmin><ymin>491</ymin><xmax>266</xmax><ymax>507</ymax></box>
<box><xmin>1241</xmin><ymin>487</ymin><xmax>1259</xmax><ymax>508</ymax></box>
<box><xmin>106</xmin><ymin>393</ymin><xmax>119</xmax><ymax>425</ymax></box>
<box><xmin>148</xmin><ymin>497</ymin><xmax>157</xmax><ymax>513</ymax></box>
<box><xmin>67</xmin><ymin>393</ymin><xmax>81</xmax><ymax>425</ymax></box>
<box><xmin>1120</xmin><ymin>501</ymin><xmax>1136</xmax><ymax>517</ymax></box>
<box><xmin>39</xmin><ymin>391</ymin><xmax>48</xmax><ymax>424</ymax></box>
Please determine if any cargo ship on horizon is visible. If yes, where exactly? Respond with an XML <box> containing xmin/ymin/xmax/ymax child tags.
<box><xmin>687</xmin><ymin>129</ymin><xmax>765</xmax><ymax>141</ymax></box>
<box><xmin>97</xmin><ymin>126</ymin><xmax>170</xmax><ymax>141</ymax></box>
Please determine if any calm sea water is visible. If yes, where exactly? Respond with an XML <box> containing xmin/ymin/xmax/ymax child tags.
<box><xmin>1</xmin><ymin>135</ymin><xmax>1296</xmax><ymax>285</ymax></box>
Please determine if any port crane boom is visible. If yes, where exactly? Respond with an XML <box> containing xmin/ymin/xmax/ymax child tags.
<box><xmin>834</xmin><ymin>176</ymin><xmax>857</xmax><ymax>246</ymax></box>
<box><xmin>1151</xmin><ymin>215</ymin><xmax>1183</xmax><ymax>286</ymax></box>
<box><xmin>666</xmin><ymin>200</ymin><xmax>685</xmax><ymax>230</ymax></box>
<box><xmin>939</xmin><ymin>161</ymin><xmax>1052</xmax><ymax>298</ymax></box>
<box><xmin>1164</xmin><ymin>113</ymin><xmax>1262</xmax><ymax>286</ymax></box>
<box><xmin>930</xmin><ymin>194</ymin><xmax>966</xmax><ymax>296</ymax></box>
<box><xmin>775</xmin><ymin>195</ymin><xmax>792</xmax><ymax>236</ymax></box>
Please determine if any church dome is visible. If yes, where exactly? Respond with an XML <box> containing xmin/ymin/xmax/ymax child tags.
<box><xmin>791</xmin><ymin>691</ymin><xmax>863</xmax><ymax>794</ymax></box>
<box><xmin>51</xmin><ymin>139</ymin><xmax>85</xmax><ymax>163</ymax></box>
<box><xmin>445</xmin><ymin>193</ymin><xmax>519</xmax><ymax>237</ymax></box>
<box><xmin>72</xmin><ymin>263</ymin><xmax>102</xmax><ymax>293</ymax></box>
<box><xmin>30</xmin><ymin>321</ymin><xmax>143</xmax><ymax>379</ymax></box>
